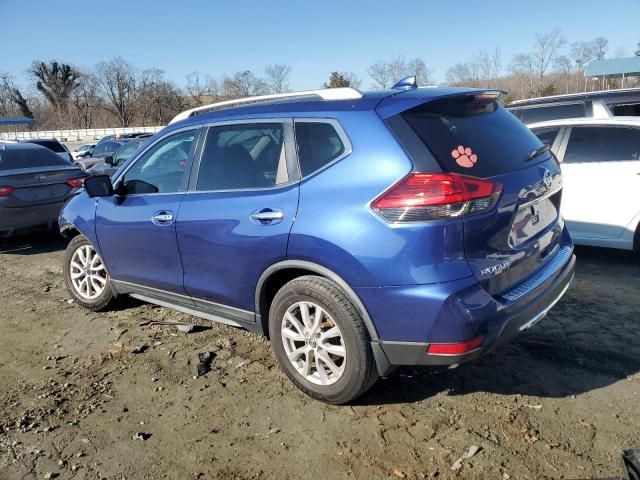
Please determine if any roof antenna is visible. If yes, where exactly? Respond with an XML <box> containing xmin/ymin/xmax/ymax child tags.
<box><xmin>392</xmin><ymin>76</ymin><xmax>418</xmax><ymax>90</ymax></box>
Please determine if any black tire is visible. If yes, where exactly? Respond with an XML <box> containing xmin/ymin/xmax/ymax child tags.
<box><xmin>269</xmin><ymin>275</ymin><xmax>378</xmax><ymax>404</ymax></box>
<box><xmin>63</xmin><ymin>235</ymin><xmax>115</xmax><ymax>311</ymax></box>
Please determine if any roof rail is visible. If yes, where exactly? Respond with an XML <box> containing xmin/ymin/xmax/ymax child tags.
<box><xmin>169</xmin><ymin>87</ymin><xmax>363</xmax><ymax>124</ymax></box>
<box><xmin>509</xmin><ymin>86</ymin><xmax>640</xmax><ymax>105</ymax></box>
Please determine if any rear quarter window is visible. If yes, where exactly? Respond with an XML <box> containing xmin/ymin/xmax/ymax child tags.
<box><xmin>30</xmin><ymin>140</ymin><xmax>66</xmax><ymax>153</ymax></box>
<box><xmin>402</xmin><ymin>96</ymin><xmax>548</xmax><ymax>177</ymax></box>
<box><xmin>531</xmin><ymin>127</ymin><xmax>561</xmax><ymax>147</ymax></box>
<box><xmin>294</xmin><ymin>122</ymin><xmax>346</xmax><ymax>177</ymax></box>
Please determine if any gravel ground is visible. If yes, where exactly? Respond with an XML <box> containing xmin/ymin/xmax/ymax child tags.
<box><xmin>0</xmin><ymin>233</ymin><xmax>638</xmax><ymax>480</ymax></box>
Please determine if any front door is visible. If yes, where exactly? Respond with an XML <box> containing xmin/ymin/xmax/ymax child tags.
<box><xmin>176</xmin><ymin>120</ymin><xmax>299</xmax><ymax>315</ymax></box>
<box><xmin>95</xmin><ymin>128</ymin><xmax>200</xmax><ymax>294</ymax></box>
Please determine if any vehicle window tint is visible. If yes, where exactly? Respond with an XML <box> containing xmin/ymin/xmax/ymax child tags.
<box><xmin>123</xmin><ymin>130</ymin><xmax>197</xmax><ymax>194</ymax></box>
<box><xmin>402</xmin><ymin>96</ymin><xmax>549</xmax><ymax>177</ymax></box>
<box><xmin>0</xmin><ymin>147</ymin><xmax>68</xmax><ymax>170</ymax></box>
<box><xmin>197</xmin><ymin>123</ymin><xmax>286</xmax><ymax>190</ymax></box>
<box><xmin>522</xmin><ymin>104</ymin><xmax>585</xmax><ymax>124</ymax></box>
<box><xmin>531</xmin><ymin>127</ymin><xmax>560</xmax><ymax>147</ymax></box>
<box><xmin>30</xmin><ymin>140</ymin><xmax>66</xmax><ymax>153</ymax></box>
<box><xmin>611</xmin><ymin>103</ymin><xmax>640</xmax><ymax>116</ymax></box>
<box><xmin>564</xmin><ymin>126</ymin><xmax>640</xmax><ymax>163</ymax></box>
<box><xmin>295</xmin><ymin>122</ymin><xmax>345</xmax><ymax>177</ymax></box>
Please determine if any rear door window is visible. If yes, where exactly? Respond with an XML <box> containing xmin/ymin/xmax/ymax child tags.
<box><xmin>197</xmin><ymin>123</ymin><xmax>288</xmax><ymax>190</ymax></box>
<box><xmin>294</xmin><ymin>121</ymin><xmax>346</xmax><ymax>177</ymax></box>
<box><xmin>402</xmin><ymin>95</ymin><xmax>548</xmax><ymax>177</ymax></box>
<box><xmin>564</xmin><ymin>126</ymin><xmax>640</xmax><ymax>163</ymax></box>
<box><xmin>521</xmin><ymin>103</ymin><xmax>586</xmax><ymax>124</ymax></box>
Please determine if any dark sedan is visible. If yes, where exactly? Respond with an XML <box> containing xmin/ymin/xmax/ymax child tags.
<box><xmin>0</xmin><ymin>143</ymin><xmax>87</xmax><ymax>236</ymax></box>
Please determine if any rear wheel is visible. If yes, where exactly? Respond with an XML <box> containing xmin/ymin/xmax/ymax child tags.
<box><xmin>269</xmin><ymin>276</ymin><xmax>378</xmax><ymax>404</ymax></box>
<box><xmin>64</xmin><ymin>235</ymin><xmax>115</xmax><ymax>311</ymax></box>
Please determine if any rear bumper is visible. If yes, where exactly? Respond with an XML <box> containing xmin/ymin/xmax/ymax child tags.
<box><xmin>0</xmin><ymin>201</ymin><xmax>65</xmax><ymax>236</ymax></box>
<box><xmin>368</xmin><ymin>247</ymin><xmax>576</xmax><ymax>374</ymax></box>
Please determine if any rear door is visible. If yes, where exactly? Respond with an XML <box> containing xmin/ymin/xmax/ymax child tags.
<box><xmin>399</xmin><ymin>93</ymin><xmax>567</xmax><ymax>296</ymax></box>
<box><xmin>176</xmin><ymin>120</ymin><xmax>299</xmax><ymax>315</ymax></box>
<box><xmin>558</xmin><ymin>125</ymin><xmax>640</xmax><ymax>240</ymax></box>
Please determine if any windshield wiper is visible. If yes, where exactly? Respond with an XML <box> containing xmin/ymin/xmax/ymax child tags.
<box><xmin>525</xmin><ymin>144</ymin><xmax>550</xmax><ymax>162</ymax></box>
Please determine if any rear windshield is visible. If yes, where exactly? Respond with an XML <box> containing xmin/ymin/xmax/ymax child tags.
<box><xmin>0</xmin><ymin>147</ymin><xmax>69</xmax><ymax>170</ymax></box>
<box><xmin>28</xmin><ymin>140</ymin><xmax>66</xmax><ymax>153</ymax></box>
<box><xmin>402</xmin><ymin>95</ymin><xmax>549</xmax><ymax>177</ymax></box>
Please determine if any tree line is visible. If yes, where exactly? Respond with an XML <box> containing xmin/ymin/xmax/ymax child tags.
<box><xmin>1</xmin><ymin>33</ymin><xmax>639</xmax><ymax>130</ymax></box>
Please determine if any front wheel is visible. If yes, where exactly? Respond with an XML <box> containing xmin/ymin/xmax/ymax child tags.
<box><xmin>269</xmin><ymin>276</ymin><xmax>378</xmax><ymax>404</ymax></box>
<box><xmin>64</xmin><ymin>235</ymin><xmax>115</xmax><ymax>311</ymax></box>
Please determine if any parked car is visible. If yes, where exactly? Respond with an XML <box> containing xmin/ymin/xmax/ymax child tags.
<box><xmin>0</xmin><ymin>143</ymin><xmax>86</xmax><ymax>236</ymax></box>
<box><xmin>507</xmin><ymin>87</ymin><xmax>640</xmax><ymax>124</ymax></box>
<box><xmin>76</xmin><ymin>139</ymin><xmax>129</xmax><ymax>170</ymax></box>
<box><xmin>86</xmin><ymin>138</ymin><xmax>146</xmax><ymax>176</ymax></box>
<box><xmin>59</xmin><ymin>82</ymin><xmax>575</xmax><ymax>403</ymax></box>
<box><xmin>529</xmin><ymin>117</ymin><xmax>640</xmax><ymax>252</ymax></box>
<box><xmin>18</xmin><ymin>138</ymin><xmax>73</xmax><ymax>163</ymax></box>
<box><xmin>71</xmin><ymin>143</ymin><xmax>96</xmax><ymax>161</ymax></box>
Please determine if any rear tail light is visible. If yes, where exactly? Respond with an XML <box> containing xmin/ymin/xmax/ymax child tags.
<box><xmin>66</xmin><ymin>177</ymin><xmax>88</xmax><ymax>188</ymax></box>
<box><xmin>371</xmin><ymin>172</ymin><xmax>502</xmax><ymax>223</ymax></box>
<box><xmin>0</xmin><ymin>186</ymin><xmax>14</xmax><ymax>196</ymax></box>
<box><xmin>427</xmin><ymin>337</ymin><xmax>483</xmax><ymax>355</ymax></box>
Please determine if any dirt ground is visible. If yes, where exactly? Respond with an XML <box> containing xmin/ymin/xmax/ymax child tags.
<box><xmin>0</xmin><ymin>233</ymin><xmax>639</xmax><ymax>480</ymax></box>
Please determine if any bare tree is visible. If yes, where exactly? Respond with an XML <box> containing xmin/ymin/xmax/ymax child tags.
<box><xmin>532</xmin><ymin>29</ymin><xmax>566</xmax><ymax>91</ymax></box>
<box><xmin>367</xmin><ymin>61</ymin><xmax>392</xmax><ymax>88</ymax></box>
<box><xmin>406</xmin><ymin>58</ymin><xmax>433</xmax><ymax>86</ymax></box>
<box><xmin>30</xmin><ymin>61</ymin><xmax>80</xmax><ymax>122</ymax></box>
<box><xmin>570</xmin><ymin>41</ymin><xmax>595</xmax><ymax>91</ymax></box>
<box><xmin>510</xmin><ymin>53</ymin><xmax>536</xmax><ymax>96</ymax></box>
<box><xmin>445</xmin><ymin>63</ymin><xmax>474</xmax><ymax>85</ymax></box>
<box><xmin>137</xmin><ymin>68</ymin><xmax>183</xmax><ymax>125</ymax></box>
<box><xmin>185</xmin><ymin>71</ymin><xmax>218</xmax><ymax>106</ymax></box>
<box><xmin>70</xmin><ymin>72</ymin><xmax>101</xmax><ymax>128</ymax></box>
<box><xmin>222</xmin><ymin>70</ymin><xmax>267</xmax><ymax>98</ymax></box>
<box><xmin>96</xmin><ymin>57</ymin><xmax>137</xmax><ymax>127</ymax></box>
<box><xmin>554</xmin><ymin>55</ymin><xmax>573</xmax><ymax>93</ymax></box>
<box><xmin>264</xmin><ymin>64</ymin><xmax>291</xmax><ymax>94</ymax></box>
<box><xmin>368</xmin><ymin>56</ymin><xmax>433</xmax><ymax>88</ymax></box>
<box><xmin>592</xmin><ymin>37</ymin><xmax>609</xmax><ymax>60</ymax></box>
<box><xmin>614</xmin><ymin>46</ymin><xmax>628</xmax><ymax>59</ymax></box>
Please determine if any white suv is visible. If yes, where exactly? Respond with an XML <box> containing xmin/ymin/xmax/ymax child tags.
<box><xmin>529</xmin><ymin>117</ymin><xmax>640</xmax><ymax>253</ymax></box>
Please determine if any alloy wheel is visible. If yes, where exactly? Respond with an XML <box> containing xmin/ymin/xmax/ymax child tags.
<box><xmin>69</xmin><ymin>244</ymin><xmax>107</xmax><ymax>300</ymax></box>
<box><xmin>280</xmin><ymin>301</ymin><xmax>346</xmax><ymax>385</ymax></box>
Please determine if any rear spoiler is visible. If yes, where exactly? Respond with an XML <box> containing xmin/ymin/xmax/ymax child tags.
<box><xmin>376</xmin><ymin>88</ymin><xmax>508</xmax><ymax>120</ymax></box>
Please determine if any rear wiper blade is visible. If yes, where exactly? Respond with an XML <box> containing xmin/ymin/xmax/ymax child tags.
<box><xmin>526</xmin><ymin>144</ymin><xmax>550</xmax><ymax>162</ymax></box>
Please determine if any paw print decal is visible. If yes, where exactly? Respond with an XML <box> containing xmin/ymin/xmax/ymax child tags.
<box><xmin>451</xmin><ymin>145</ymin><xmax>478</xmax><ymax>168</ymax></box>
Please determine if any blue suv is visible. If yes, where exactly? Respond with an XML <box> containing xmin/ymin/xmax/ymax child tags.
<box><xmin>60</xmin><ymin>80</ymin><xmax>575</xmax><ymax>404</ymax></box>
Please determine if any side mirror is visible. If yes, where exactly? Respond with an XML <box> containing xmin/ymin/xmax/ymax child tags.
<box><xmin>84</xmin><ymin>175</ymin><xmax>113</xmax><ymax>197</ymax></box>
<box><xmin>105</xmin><ymin>155</ymin><xmax>115</xmax><ymax>166</ymax></box>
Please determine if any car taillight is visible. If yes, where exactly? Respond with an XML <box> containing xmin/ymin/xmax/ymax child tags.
<box><xmin>66</xmin><ymin>177</ymin><xmax>88</xmax><ymax>188</ymax></box>
<box><xmin>0</xmin><ymin>186</ymin><xmax>14</xmax><ymax>196</ymax></box>
<box><xmin>371</xmin><ymin>172</ymin><xmax>502</xmax><ymax>223</ymax></box>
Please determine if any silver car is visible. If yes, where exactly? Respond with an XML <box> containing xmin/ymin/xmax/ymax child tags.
<box><xmin>0</xmin><ymin>143</ymin><xmax>86</xmax><ymax>236</ymax></box>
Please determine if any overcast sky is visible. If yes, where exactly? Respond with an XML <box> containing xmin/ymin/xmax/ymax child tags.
<box><xmin>1</xmin><ymin>0</ymin><xmax>639</xmax><ymax>90</ymax></box>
